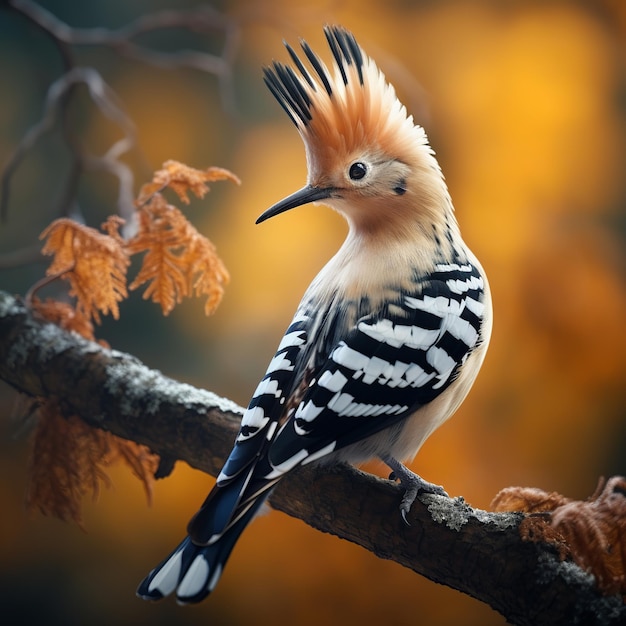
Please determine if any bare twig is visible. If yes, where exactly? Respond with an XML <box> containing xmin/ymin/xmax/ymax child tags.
<box><xmin>83</xmin><ymin>137</ymin><xmax>137</xmax><ymax>225</ymax></box>
<box><xmin>7</xmin><ymin>0</ymin><xmax>238</xmax><ymax>103</ymax></box>
<box><xmin>0</xmin><ymin>67</ymin><xmax>137</xmax><ymax>221</ymax></box>
<box><xmin>2</xmin><ymin>0</ymin><xmax>240</xmax><ymax>233</ymax></box>
<box><xmin>24</xmin><ymin>262</ymin><xmax>75</xmax><ymax>307</ymax></box>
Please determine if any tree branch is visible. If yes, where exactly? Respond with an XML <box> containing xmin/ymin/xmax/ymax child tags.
<box><xmin>0</xmin><ymin>289</ymin><xmax>623</xmax><ymax>626</ymax></box>
<box><xmin>7</xmin><ymin>0</ymin><xmax>239</xmax><ymax>110</ymax></box>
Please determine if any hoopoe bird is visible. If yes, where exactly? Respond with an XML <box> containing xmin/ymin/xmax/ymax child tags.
<box><xmin>137</xmin><ymin>25</ymin><xmax>492</xmax><ymax>604</ymax></box>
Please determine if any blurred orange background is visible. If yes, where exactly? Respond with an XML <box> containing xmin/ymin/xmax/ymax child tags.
<box><xmin>1</xmin><ymin>1</ymin><xmax>625</xmax><ymax>624</ymax></box>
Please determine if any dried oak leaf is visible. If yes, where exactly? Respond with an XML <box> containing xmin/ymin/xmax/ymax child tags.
<box><xmin>492</xmin><ymin>478</ymin><xmax>626</xmax><ymax>596</ymax></box>
<box><xmin>26</xmin><ymin>402</ymin><xmax>160</xmax><ymax>529</ymax></box>
<box><xmin>127</xmin><ymin>193</ymin><xmax>229</xmax><ymax>315</ymax></box>
<box><xmin>39</xmin><ymin>216</ymin><xmax>129</xmax><ymax>324</ymax></box>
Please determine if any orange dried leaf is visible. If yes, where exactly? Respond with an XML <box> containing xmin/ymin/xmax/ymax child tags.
<box><xmin>107</xmin><ymin>438</ymin><xmax>159</xmax><ymax>505</ymax></box>
<box><xmin>26</xmin><ymin>403</ymin><xmax>112</xmax><ymax>529</ymax></box>
<box><xmin>26</xmin><ymin>402</ymin><xmax>160</xmax><ymax>528</ymax></box>
<box><xmin>492</xmin><ymin>478</ymin><xmax>626</xmax><ymax>596</ymax></box>
<box><xmin>550</xmin><ymin>477</ymin><xmax>626</xmax><ymax>596</ymax></box>
<box><xmin>127</xmin><ymin>197</ymin><xmax>229</xmax><ymax>316</ymax></box>
<box><xmin>39</xmin><ymin>218</ymin><xmax>130</xmax><ymax>324</ymax></box>
<box><xmin>180</xmin><ymin>228</ymin><xmax>230</xmax><ymax>315</ymax></box>
<box><xmin>30</xmin><ymin>297</ymin><xmax>96</xmax><ymax>341</ymax></box>
<box><xmin>138</xmin><ymin>159</ymin><xmax>240</xmax><ymax>206</ymax></box>
<box><xmin>492</xmin><ymin>485</ymin><xmax>571</xmax><ymax>514</ymax></box>
<box><xmin>100</xmin><ymin>214</ymin><xmax>126</xmax><ymax>242</ymax></box>
<box><xmin>126</xmin><ymin>201</ymin><xmax>192</xmax><ymax>315</ymax></box>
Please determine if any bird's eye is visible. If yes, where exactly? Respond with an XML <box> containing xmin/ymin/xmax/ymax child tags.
<box><xmin>348</xmin><ymin>162</ymin><xmax>367</xmax><ymax>180</ymax></box>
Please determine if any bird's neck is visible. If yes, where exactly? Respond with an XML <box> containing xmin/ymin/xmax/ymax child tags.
<box><xmin>308</xmin><ymin>211</ymin><xmax>467</xmax><ymax>307</ymax></box>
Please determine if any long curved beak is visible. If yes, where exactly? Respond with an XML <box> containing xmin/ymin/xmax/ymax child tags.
<box><xmin>256</xmin><ymin>185</ymin><xmax>335</xmax><ymax>224</ymax></box>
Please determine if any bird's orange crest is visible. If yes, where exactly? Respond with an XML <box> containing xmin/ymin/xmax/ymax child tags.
<box><xmin>264</xmin><ymin>26</ymin><xmax>429</xmax><ymax>172</ymax></box>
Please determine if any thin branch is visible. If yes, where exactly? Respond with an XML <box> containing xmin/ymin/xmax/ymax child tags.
<box><xmin>0</xmin><ymin>289</ymin><xmax>624</xmax><ymax>626</ymax></box>
<box><xmin>24</xmin><ymin>261</ymin><xmax>75</xmax><ymax>307</ymax></box>
<box><xmin>10</xmin><ymin>0</ymin><xmax>74</xmax><ymax>71</ymax></box>
<box><xmin>8</xmin><ymin>0</ymin><xmax>239</xmax><ymax>103</ymax></box>
<box><xmin>2</xmin><ymin>0</ymin><xmax>241</xmax><ymax>228</ymax></box>
<box><xmin>0</xmin><ymin>243</ymin><xmax>44</xmax><ymax>269</ymax></box>
<box><xmin>0</xmin><ymin>67</ymin><xmax>137</xmax><ymax>221</ymax></box>
<box><xmin>0</xmin><ymin>74</ymin><xmax>60</xmax><ymax>220</ymax></box>
<box><xmin>83</xmin><ymin>137</ymin><xmax>137</xmax><ymax>225</ymax></box>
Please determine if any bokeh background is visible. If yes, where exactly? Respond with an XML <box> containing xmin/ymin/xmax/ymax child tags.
<box><xmin>1</xmin><ymin>1</ymin><xmax>625</xmax><ymax>624</ymax></box>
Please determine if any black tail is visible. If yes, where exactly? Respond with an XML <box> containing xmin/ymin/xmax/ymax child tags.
<box><xmin>137</xmin><ymin>495</ymin><xmax>266</xmax><ymax>604</ymax></box>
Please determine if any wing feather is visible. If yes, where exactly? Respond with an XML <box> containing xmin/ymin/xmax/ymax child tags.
<box><xmin>205</xmin><ymin>261</ymin><xmax>486</xmax><ymax>538</ymax></box>
<box><xmin>267</xmin><ymin>262</ymin><xmax>486</xmax><ymax>471</ymax></box>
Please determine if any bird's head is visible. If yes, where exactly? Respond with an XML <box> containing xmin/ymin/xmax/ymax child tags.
<box><xmin>257</xmin><ymin>26</ymin><xmax>452</xmax><ymax>239</ymax></box>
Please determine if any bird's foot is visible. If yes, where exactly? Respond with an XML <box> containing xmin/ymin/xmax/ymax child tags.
<box><xmin>381</xmin><ymin>456</ymin><xmax>448</xmax><ymax>525</ymax></box>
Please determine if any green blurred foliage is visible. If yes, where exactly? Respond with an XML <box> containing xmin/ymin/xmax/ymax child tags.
<box><xmin>1</xmin><ymin>1</ymin><xmax>625</xmax><ymax>624</ymax></box>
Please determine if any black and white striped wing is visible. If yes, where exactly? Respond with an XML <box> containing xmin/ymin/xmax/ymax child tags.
<box><xmin>266</xmin><ymin>262</ymin><xmax>487</xmax><ymax>472</ymax></box>
<box><xmin>203</xmin><ymin>261</ymin><xmax>485</xmax><ymax>525</ymax></box>
<box><xmin>184</xmin><ymin>312</ymin><xmax>314</xmax><ymax>545</ymax></box>
<box><xmin>215</xmin><ymin>311</ymin><xmax>313</xmax><ymax>485</ymax></box>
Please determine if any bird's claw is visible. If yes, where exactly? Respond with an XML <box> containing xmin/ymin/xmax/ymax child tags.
<box><xmin>382</xmin><ymin>456</ymin><xmax>448</xmax><ymax>524</ymax></box>
<box><xmin>400</xmin><ymin>487</ymin><xmax>418</xmax><ymax>525</ymax></box>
